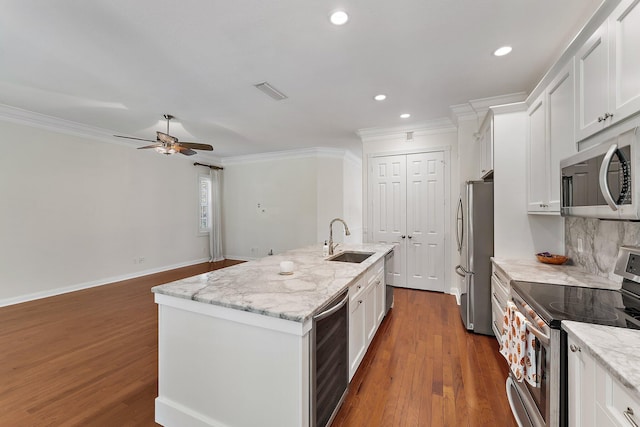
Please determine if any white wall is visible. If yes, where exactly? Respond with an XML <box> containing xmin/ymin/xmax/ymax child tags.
<box><xmin>0</xmin><ymin>120</ymin><xmax>210</xmax><ymax>305</ymax></box>
<box><xmin>221</xmin><ymin>150</ymin><xmax>362</xmax><ymax>260</ymax></box>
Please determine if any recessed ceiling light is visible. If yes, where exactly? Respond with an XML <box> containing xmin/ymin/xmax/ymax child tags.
<box><xmin>400</xmin><ymin>113</ymin><xmax>411</xmax><ymax>119</ymax></box>
<box><xmin>374</xmin><ymin>94</ymin><xmax>387</xmax><ymax>101</ymax></box>
<box><xmin>493</xmin><ymin>46</ymin><xmax>513</xmax><ymax>57</ymax></box>
<box><xmin>330</xmin><ymin>10</ymin><xmax>349</xmax><ymax>25</ymax></box>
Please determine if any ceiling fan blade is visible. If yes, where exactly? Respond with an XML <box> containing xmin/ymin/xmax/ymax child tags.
<box><xmin>114</xmin><ymin>134</ymin><xmax>156</xmax><ymax>143</ymax></box>
<box><xmin>137</xmin><ymin>143</ymin><xmax>163</xmax><ymax>149</ymax></box>
<box><xmin>157</xmin><ymin>131</ymin><xmax>178</xmax><ymax>144</ymax></box>
<box><xmin>179</xmin><ymin>142</ymin><xmax>214</xmax><ymax>151</ymax></box>
<box><xmin>174</xmin><ymin>146</ymin><xmax>197</xmax><ymax>156</ymax></box>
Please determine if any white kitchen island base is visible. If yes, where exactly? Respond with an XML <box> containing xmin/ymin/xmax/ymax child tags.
<box><xmin>155</xmin><ymin>294</ymin><xmax>311</xmax><ymax>427</ymax></box>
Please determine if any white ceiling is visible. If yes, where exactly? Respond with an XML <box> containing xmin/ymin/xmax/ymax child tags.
<box><xmin>0</xmin><ymin>0</ymin><xmax>603</xmax><ymax>158</ymax></box>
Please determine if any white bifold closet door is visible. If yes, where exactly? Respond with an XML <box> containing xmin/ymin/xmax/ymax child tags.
<box><xmin>371</xmin><ymin>152</ymin><xmax>445</xmax><ymax>292</ymax></box>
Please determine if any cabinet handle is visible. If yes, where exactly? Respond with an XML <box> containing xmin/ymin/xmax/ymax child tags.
<box><xmin>598</xmin><ymin>115</ymin><xmax>606</xmax><ymax>123</ymax></box>
<box><xmin>624</xmin><ymin>407</ymin><xmax>639</xmax><ymax>427</ymax></box>
<box><xmin>569</xmin><ymin>344</ymin><xmax>581</xmax><ymax>353</ymax></box>
<box><xmin>605</xmin><ymin>112</ymin><xmax>614</xmax><ymax>121</ymax></box>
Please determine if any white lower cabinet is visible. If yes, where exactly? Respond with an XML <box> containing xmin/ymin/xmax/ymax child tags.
<box><xmin>349</xmin><ymin>260</ymin><xmax>386</xmax><ymax>380</ymax></box>
<box><xmin>567</xmin><ymin>333</ymin><xmax>640</xmax><ymax>427</ymax></box>
<box><xmin>490</xmin><ymin>263</ymin><xmax>510</xmax><ymax>343</ymax></box>
<box><xmin>348</xmin><ymin>277</ymin><xmax>366</xmax><ymax>381</ymax></box>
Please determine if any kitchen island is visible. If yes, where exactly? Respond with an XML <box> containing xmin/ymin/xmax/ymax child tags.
<box><xmin>152</xmin><ymin>243</ymin><xmax>394</xmax><ymax>427</ymax></box>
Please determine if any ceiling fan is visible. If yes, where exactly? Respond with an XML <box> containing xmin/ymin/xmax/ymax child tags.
<box><xmin>114</xmin><ymin>114</ymin><xmax>214</xmax><ymax>156</ymax></box>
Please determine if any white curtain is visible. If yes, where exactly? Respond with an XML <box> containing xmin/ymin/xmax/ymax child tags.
<box><xmin>209</xmin><ymin>169</ymin><xmax>224</xmax><ymax>262</ymax></box>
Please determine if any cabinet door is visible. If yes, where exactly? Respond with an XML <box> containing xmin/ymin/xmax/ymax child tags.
<box><xmin>364</xmin><ymin>282</ymin><xmax>376</xmax><ymax>344</ymax></box>
<box><xmin>406</xmin><ymin>152</ymin><xmax>445</xmax><ymax>292</ymax></box>
<box><xmin>527</xmin><ymin>93</ymin><xmax>548</xmax><ymax>212</ymax></box>
<box><xmin>567</xmin><ymin>335</ymin><xmax>596</xmax><ymax>427</ymax></box>
<box><xmin>547</xmin><ymin>60</ymin><xmax>577</xmax><ymax>211</ymax></box>
<box><xmin>371</xmin><ymin>155</ymin><xmax>406</xmax><ymax>287</ymax></box>
<box><xmin>575</xmin><ymin>22</ymin><xmax>610</xmax><ymax>141</ymax></box>
<box><xmin>609</xmin><ymin>0</ymin><xmax>640</xmax><ymax>124</ymax></box>
<box><xmin>348</xmin><ymin>295</ymin><xmax>365</xmax><ymax>380</ymax></box>
<box><xmin>374</xmin><ymin>274</ymin><xmax>385</xmax><ymax>325</ymax></box>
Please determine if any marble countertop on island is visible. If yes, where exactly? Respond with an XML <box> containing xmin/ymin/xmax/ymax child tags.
<box><xmin>152</xmin><ymin>243</ymin><xmax>394</xmax><ymax>323</ymax></box>
<box><xmin>491</xmin><ymin>257</ymin><xmax>621</xmax><ymax>290</ymax></box>
<box><xmin>562</xmin><ymin>321</ymin><xmax>640</xmax><ymax>401</ymax></box>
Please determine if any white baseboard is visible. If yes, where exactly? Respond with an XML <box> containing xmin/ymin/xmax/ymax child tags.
<box><xmin>451</xmin><ymin>287</ymin><xmax>461</xmax><ymax>305</ymax></box>
<box><xmin>0</xmin><ymin>257</ymin><xmax>211</xmax><ymax>308</ymax></box>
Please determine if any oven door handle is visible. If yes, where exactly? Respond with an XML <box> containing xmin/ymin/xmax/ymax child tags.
<box><xmin>525</xmin><ymin>319</ymin><xmax>550</xmax><ymax>346</ymax></box>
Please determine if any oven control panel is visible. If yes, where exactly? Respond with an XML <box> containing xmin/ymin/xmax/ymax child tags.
<box><xmin>615</xmin><ymin>246</ymin><xmax>640</xmax><ymax>283</ymax></box>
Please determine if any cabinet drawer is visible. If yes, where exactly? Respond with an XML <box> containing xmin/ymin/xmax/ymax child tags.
<box><xmin>491</xmin><ymin>274</ymin><xmax>509</xmax><ymax>307</ymax></box>
<box><xmin>491</xmin><ymin>292</ymin><xmax>505</xmax><ymax>342</ymax></box>
<box><xmin>349</xmin><ymin>277</ymin><xmax>366</xmax><ymax>302</ymax></box>
<box><xmin>598</xmin><ymin>367</ymin><xmax>640</xmax><ymax>427</ymax></box>
<box><xmin>367</xmin><ymin>259</ymin><xmax>384</xmax><ymax>283</ymax></box>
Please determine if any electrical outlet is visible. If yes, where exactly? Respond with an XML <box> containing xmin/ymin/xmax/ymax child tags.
<box><xmin>139</xmin><ymin>257</ymin><xmax>145</xmax><ymax>264</ymax></box>
<box><xmin>577</xmin><ymin>238</ymin><xmax>583</xmax><ymax>253</ymax></box>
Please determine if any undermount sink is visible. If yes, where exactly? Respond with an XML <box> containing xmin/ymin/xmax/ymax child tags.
<box><xmin>327</xmin><ymin>251</ymin><xmax>375</xmax><ymax>263</ymax></box>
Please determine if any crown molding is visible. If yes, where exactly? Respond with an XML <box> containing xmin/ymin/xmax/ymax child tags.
<box><xmin>0</xmin><ymin>103</ymin><xmax>132</xmax><ymax>146</ymax></box>
<box><xmin>356</xmin><ymin>118</ymin><xmax>456</xmax><ymax>143</ymax></box>
<box><xmin>449</xmin><ymin>92</ymin><xmax>527</xmax><ymax>124</ymax></box>
<box><xmin>221</xmin><ymin>147</ymin><xmax>358</xmax><ymax>166</ymax></box>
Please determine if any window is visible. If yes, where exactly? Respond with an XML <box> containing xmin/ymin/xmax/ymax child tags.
<box><xmin>199</xmin><ymin>175</ymin><xmax>211</xmax><ymax>233</ymax></box>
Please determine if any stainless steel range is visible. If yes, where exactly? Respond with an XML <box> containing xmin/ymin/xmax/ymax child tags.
<box><xmin>506</xmin><ymin>246</ymin><xmax>640</xmax><ymax>427</ymax></box>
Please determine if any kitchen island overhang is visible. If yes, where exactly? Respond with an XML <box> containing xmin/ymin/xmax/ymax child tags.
<box><xmin>152</xmin><ymin>243</ymin><xmax>394</xmax><ymax>427</ymax></box>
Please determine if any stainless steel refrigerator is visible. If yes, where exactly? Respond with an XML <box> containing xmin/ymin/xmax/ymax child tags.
<box><xmin>455</xmin><ymin>180</ymin><xmax>494</xmax><ymax>336</ymax></box>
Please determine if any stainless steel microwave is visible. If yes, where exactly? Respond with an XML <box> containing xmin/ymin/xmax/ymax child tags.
<box><xmin>560</xmin><ymin>128</ymin><xmax>639</xmax><ymax>219</ymax></box>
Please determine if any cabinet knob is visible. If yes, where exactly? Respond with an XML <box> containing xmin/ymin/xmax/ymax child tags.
<box><xmin>408</xmin><ymin>235</ymin><xmax>413</xmax><ymax>239</ymax></box>
<box><xmin>605</xmin><ymin>112</ymin><xmax>614</xmax><ymax>120</ymax></box>
<box><xmin>598</xmin><ymin>115</ymin><xmax>606</xmax><ymax>123</ymax></box>
<box><xmin>569</xmin><ymin>344</ymin><xmax>581</xmax><ymax>353</ymax></box>
<box><xmin>401</xmin><ymin>235</ymin><xmax>406</xmax><ymax>239</ymax></box>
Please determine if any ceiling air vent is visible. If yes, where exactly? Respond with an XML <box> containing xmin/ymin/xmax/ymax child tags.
<box><xmin>254</xmin><ymin>82</ymin><xmax>288</xmax><ymax>101</ymax></box>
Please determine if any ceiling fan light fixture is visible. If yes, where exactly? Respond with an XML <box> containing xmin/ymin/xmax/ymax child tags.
<box><xmin>254</xmin><ymin>81</ymin><xmax>288</xmax><ymax>100</ymax></box>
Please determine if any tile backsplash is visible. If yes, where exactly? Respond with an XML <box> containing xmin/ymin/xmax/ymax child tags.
<box><xmin>565</xmin><ymin>217</ymin><xmax>640</xmax><ymax>281</ymax></box>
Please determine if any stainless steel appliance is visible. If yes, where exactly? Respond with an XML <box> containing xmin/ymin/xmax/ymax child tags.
<box><xmin>455</xmin><ymin>180</ymin><xmax>494</xmax><ymax>335</ymax></box>
<box><xmin>561</xmin><ymin>127</ymin><xmax>639</xmax><ymax>219</ymax></box>
<box><xmin>385</xmin><ymin>250</ymin><xmax>395</xmax><ymax>313</ymax></box>
<box><xmin>311</xmin><ymin>289</ymin><xmax>349</xmax><ymax>427</ymax></box>
<box><xmin>506</xmin><ymin>246</ymin><xmax>640</xmax><ymax>427</ymax></box>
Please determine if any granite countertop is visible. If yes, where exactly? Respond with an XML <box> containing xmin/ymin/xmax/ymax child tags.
<box><xmin>562</xmin><ymin>321</ymin><xmax>640</xmax><ymax>401</ymax></box>
<box><xmin>491</xmin><ymin>257</ymin><xmax>621</xmax><ymax>290</ymax></box>
<box><xmin>152</xmin><ymin>243</ymin><xmax>394</xmax><ymax>323</ymax></box>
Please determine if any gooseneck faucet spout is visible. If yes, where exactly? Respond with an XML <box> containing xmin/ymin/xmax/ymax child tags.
<box><xmin>328</xmin><ymin>218</ymin><xmax>351</xmax><ymax>255</ymax></box>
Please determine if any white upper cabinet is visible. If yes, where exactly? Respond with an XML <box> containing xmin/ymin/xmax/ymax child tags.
<box><xmin>609</xmin><ymin>0</ymin><xmax>640</xmax><ymax>124</ymax></box>
<box><xmin>576</xmin><ymin>0</ymin><xmax>640</xmax><ymax>141</ymax></box>
<box><xmin>527</xmin><ymin>94</ymin><xmax>548</xmax><ymax>212</ymax></box>
<box><xmin>527</xmin><ymin>59</ymin><xmax>576</xmax><ymax>214</ymax></box>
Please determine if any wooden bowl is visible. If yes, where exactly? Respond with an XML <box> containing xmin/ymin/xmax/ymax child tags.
<box><xmin>536</xmin><ymin>254</ymin><xmax>568</xmax><ymax>265</ymax></box>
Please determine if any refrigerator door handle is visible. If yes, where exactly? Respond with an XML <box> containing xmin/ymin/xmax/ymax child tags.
<box><xmin>456</xmin><ymin>197</ymin><xmax>464</xmax><ymax>253</ymax></box>
<box><xmin>455</xmin><ymin>265</ymin><xmax>472</xmax><ymax>277</ymax></box>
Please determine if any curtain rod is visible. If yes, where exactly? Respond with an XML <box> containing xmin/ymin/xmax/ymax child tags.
<box><xmin>193</xmin><ymin>162</ymin><xmax>223</xmax><ymax>171</ymax></box>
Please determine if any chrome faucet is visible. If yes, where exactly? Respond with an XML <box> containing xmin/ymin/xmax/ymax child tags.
<box><xmin>328</xmin><ymin>218</ymin><xmax>351</xmax><ymax>255</ymax></box>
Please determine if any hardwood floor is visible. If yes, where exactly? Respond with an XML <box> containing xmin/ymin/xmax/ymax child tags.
<box><xmin>333</xmin><ymin>289</ymin><xmax>517</xmax><ymax>427</ymax></box>
<box><xmin>0</xmin><ymin>265</ymin><xmax>515</xmax><ymax>426</ymax></box>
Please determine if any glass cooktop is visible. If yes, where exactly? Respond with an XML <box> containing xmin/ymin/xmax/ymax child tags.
<box><xmin>511</xmin><ymin>280</ymin><xmax>640</xmax><ymax>330</ymax></box>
